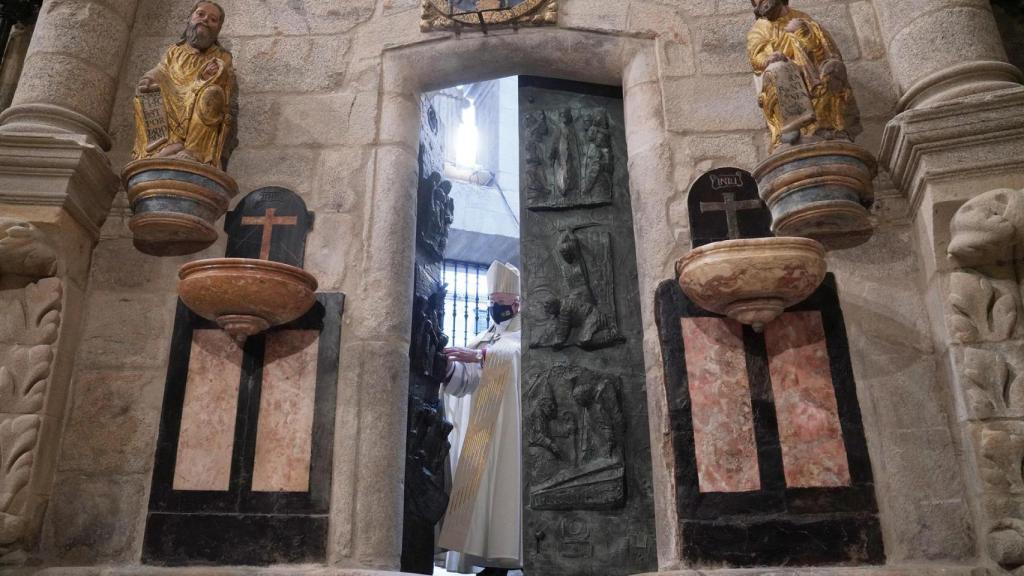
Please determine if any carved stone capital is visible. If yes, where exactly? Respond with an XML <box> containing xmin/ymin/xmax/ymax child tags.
<box><xmin>880</xmin><ymin>86</ymin><xmax>1024</xmax><ymax>218</ymax></box>
<box><xmin>0</xmin><ymin>134</ymin><xmax>119</xmax><ymax>240</ymax></box>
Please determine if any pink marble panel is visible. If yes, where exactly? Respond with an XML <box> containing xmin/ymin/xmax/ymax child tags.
<box><xmin>173</xmin><ymin>329</ymin><xmax>244</xmax><ymax>491</ymax></box>
<box><xmin>681</xmin><ymin>317</ymin><xmax>761</xmax><ymax>493</ymax></box>
<box><xmin>251</xmin><ymin>330</ymin><xmax>320</xmax><ymax>493</ymax></box>
<box><xmin>765</xmin><ymin>311</ymin><xmax>851</xmax><ymax>488</ymax></box>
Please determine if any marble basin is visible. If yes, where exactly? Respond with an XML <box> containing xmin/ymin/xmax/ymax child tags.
<box><xmin>178</xmin><ymin>258</ymin><xmax>318</xmax><ymax>340</ymax></box>
<box><xmin>676</xmin><ymin>237</ymin><xmax>827</xmax><ymax>331</ymax></box>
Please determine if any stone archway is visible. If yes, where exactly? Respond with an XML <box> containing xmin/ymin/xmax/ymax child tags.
<box><xmin>342</xmin><ymin>27</ymin><xmax>682</xmax><ymax>572</ymax></box>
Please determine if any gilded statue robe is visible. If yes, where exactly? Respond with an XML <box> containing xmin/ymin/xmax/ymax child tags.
<box><xmin>747</xmin><ymin>9</ymin><xmax>861</xmax><ymax>148</ymax></box>
<box><xmin>132</xmin><ymin>42</ymin><xmax>236</xmax><ymax>167</ymax></box>
<box><xmin>439</xmin><ymin>316</ymin><xmax>523</xmax><ymax>572</ymax></box>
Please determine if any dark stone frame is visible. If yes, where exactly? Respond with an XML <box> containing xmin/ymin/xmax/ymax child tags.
<box><xmin>143</xmin><ymin>293</ymin><xmax>344</xmax><ymax>566</ymax></box>
<box><xmin>654</xmin><ymin>274</ymin><xmax>884</xmax><ymax>567</ymax></box>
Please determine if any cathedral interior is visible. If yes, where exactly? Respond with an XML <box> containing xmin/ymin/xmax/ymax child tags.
<box><xmin>1</xmin><ymin>0</ymin><xmax>1024</xmax><ymax>575</ymax></box>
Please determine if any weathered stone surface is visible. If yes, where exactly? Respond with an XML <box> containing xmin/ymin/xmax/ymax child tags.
<box><xmin>56</xmin><ymin>368</ymin><xmax>163</xmax><ymax>475</ymax></box>
<box><xmin>76</xmin><ymin>291</ymin><xmax>175</xmax><ymax>370</ymax></box>
<box><xmin>696</xmin><ymin>14</ymin><xmax>756</xmax><ymax>75</ymax></box>
<box><xmin>236</xmin><ymin>35</ymin><xmax>352</xmax><ymax>94</ymax></box>
<box><xmin>662</xmin><ymin>75</ymin><xmax>763</xmax><ymax>133</ymax></box>
<box><xmin>43</xmin><ymin>473</ymin><xmax>148</xmax><ymax>564</ymax></box>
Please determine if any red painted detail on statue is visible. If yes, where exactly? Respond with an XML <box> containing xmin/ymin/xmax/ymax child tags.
<box><xmin>764</xmin><ymin>311</ymin><xmax>851</xmax><ymax>488</ymax></box>
<box><xmin>681</xmin><ymin>317</ymin><xmax>761</xmax><ymax>493</ymax></box>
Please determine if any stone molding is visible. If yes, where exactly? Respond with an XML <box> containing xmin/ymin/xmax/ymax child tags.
<box><xmin>0</xmin><ymin>134</ymin><xmax>119</xmax><ymax>240</ymax></box>
<box><xmin>879</xmin><ymin>86</ymin><xmax>1024</xmax><ymax>219</ymax></box>
<box><xmin>896</xmin><ymin>60</ymin><xmax>1023</xmax><ymax>112</ymax></box>
<box><xmin>0</xmin><ymin>219</ymin><xmax>62</xmax><ymax>566</ymax></box>
<box><xmin>0</xmin><ymin>103</ymin><xmax>113</xmax><ymax>151</ymax></box>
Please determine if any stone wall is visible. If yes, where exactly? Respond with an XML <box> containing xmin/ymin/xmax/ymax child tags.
<box><xmin>25</xmin><ymin>0</ymin><xmax>1019</xmax><ymax>572</ymax></box>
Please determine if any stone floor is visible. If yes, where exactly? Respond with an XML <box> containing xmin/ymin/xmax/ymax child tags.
<box><xmin>21</xmin><ymin>565</ymin><xmax>981</xmax><ymax>576</ymax></box>
<box><xmin>433</xmin><ymin>569</ymin><xmax>524</xmax><ymax>576</ymax></box>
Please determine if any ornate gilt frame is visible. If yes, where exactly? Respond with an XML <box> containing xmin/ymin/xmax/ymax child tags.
<box><xmin>420</xmin><ymin>0</ymin><xmax>557</xmax><ymax>32</ymax></box>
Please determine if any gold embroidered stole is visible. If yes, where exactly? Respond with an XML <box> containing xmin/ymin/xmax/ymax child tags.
<box><xmin>439</xmin><ymin>337</ymin><xmax>516</xmax><ymax>549</ymax></box>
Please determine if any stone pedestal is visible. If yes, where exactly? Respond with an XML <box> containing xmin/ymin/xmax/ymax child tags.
<box><xmin>880</xmin><ymin>85</ymin><xmax>1024</xmax><ymax>574</ymax></box>
<box><xmin>0</xmin><ymin>134</ymin><xmax>118</xmax><ymax>564</ymax></box>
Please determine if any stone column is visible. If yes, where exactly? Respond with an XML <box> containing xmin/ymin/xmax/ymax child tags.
<box><xmin>873</xmin><ymin>0</ymin><xmax>1023</xmax><ymax>111</ymax></box>
<box><xmin>0</xmin><ymin>0</ymin><xmax>136</xmax><ymax>565</ymax></box>
<box><xmin>0</xmin><ymin>0</ymin><xmax>140</xmax><ymax>149</ymax></box>
<box><xmin>880</xmin><ymin>77</ymin><xmax>1024</xmax><ymax>575</ymax></box>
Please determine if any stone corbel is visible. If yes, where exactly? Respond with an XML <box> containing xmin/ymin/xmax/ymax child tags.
<box><xmin>0</xmin><ymin>218</ymin><xmax>61</xmax><ymax>566</ymax></box>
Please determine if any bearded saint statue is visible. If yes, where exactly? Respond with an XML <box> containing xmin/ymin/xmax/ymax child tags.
<box><xmin>747</xmin><ymin>0</ymin><xmax>862</xmax><ymax>150</ymax></box>
<box><xmin>132</xmin><ymin>1</ymin><xmax>237</xmax><ymax>168</ymax></box>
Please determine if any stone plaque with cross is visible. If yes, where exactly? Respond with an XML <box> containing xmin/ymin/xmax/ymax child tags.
<box><xmin>687</xmin><ymin>167</ymin><xmax>771</xmax><ymax>249</ymax></box>
<box><xmin>225</xmin><ymin>187</ymin><xmax>314</xmax><ymax>267</ymax></box>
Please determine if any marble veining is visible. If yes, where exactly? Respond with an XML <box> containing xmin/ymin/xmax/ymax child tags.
<box><xmin>173</xmin><ymin>329</ymin><xmax>244</xmax><ymax>491</ymax></box>
<box><xmin>682</xmin><ymin>317</ymin><xmax>761</xmax><ymax>493</ymax></box>
<box><xmin>251</xmin><ymin>330</ymin><xmax>320</xmax><ymax>493</ymax></box>
<box><xmin>765</xmin><ymin>311</ymin><xmax>851</xmax><ymax>488</ymax></box>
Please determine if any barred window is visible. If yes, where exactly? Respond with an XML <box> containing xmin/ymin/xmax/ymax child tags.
<box><xmin>442</xmin><ymin>260</ymin><xmax>491</xmax><ymax>348</ymax></box>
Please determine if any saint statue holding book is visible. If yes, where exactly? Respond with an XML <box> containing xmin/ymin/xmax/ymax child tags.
<box><xmin>132</xmin><ymin>1</ymin><xmax>237</xmax><ymax>169</ymax></box>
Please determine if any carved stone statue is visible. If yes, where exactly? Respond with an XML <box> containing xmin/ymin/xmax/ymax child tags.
<box><xmin>122</xmin><ymin>1</ymin><xmax>240</xmax><ymax>256</ymax></box>
<box><xmin>948</xmin><ymin>188</ymin><xmax>1024</xmax><ymax>266</ymax></box>
<box><xmin>747</xmin><ymin>0</ymin><xmax>862</xmax><ymax>150</ymax></box>
<box><xmin>132</xmin><ymin>1</ymin><xmax>237</xmax><ymax>168</ymax></box>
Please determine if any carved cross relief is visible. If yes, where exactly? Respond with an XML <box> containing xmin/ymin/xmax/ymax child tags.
<box><xmin>241</xmin><ymin>208</ymin><xmax>299</xmax><ymax>261</ymax></box>
<box><xmin>699</xmin><ymin>193</ymin><xmax>764</xmax><ymax>240</ymax></box>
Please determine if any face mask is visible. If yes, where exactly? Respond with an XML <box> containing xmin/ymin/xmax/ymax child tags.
<box><xmin>489</xmin><ymin>303</ymin><xmax>515</xmax><ymax>323</ymax></box>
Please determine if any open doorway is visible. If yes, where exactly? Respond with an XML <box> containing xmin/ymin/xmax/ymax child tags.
<box><xmin>405</xmin><ymin>76</ymin><xmax>655</xmax><ymax>576</ymax></box>
<box><xmin>430</xmin><ymin>77</ymin><xmax>523</xmax><ymax>576</ymax></box>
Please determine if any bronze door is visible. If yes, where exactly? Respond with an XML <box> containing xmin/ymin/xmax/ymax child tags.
<box><xmin>519</xmin><ymin>76</ymin><xmax>656</xmax><ymax>576</ymax></box>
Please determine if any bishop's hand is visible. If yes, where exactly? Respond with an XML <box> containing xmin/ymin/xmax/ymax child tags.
<box><xmin>444</xmin><ymin>346</ymin><xmax>483</xmax><ymax>365</ymax></box>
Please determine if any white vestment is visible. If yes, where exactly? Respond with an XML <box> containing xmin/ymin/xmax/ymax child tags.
<box><xmin>439</xmin><ymin>316</ymin><xmax>522</xmax><ymax>572</ymax></box>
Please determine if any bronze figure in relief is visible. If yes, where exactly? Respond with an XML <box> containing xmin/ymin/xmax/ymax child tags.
<box><xmin>747</xmin><ymin>0</ymin><xmax>861</xmax><ymax>151</ymax></box>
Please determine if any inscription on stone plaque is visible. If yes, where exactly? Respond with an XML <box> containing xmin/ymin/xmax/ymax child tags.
<box><xmin>688</xmin><ymin>167</ymin><xmax>771</xmax><ymax>248</ymax></box>
<box><xmin>225</xmin><ymin>187</ymin><xmax>313</xmax><ymax>267</ymax></box>
<box><xmin>520</xmin><ymin>76</ymin><xmax>656</xmax><ymax>576</ymax></box>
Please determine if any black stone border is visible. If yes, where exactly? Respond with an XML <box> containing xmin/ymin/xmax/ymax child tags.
<box><xmin>654</xmin><ymin>274</ymin><xmax>883</xmax><ymax>567</ymax></box>
<box><xmin>143</xmin><ymin>293</ymin><xmax>344</xmax><ymax>566</ymax></box>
